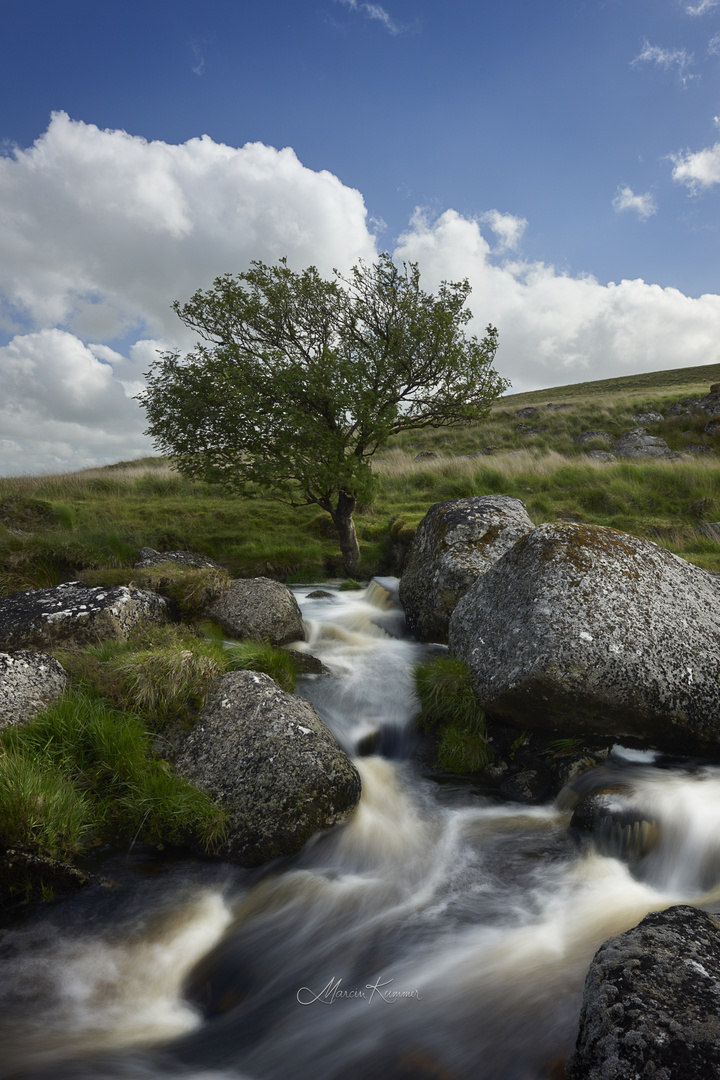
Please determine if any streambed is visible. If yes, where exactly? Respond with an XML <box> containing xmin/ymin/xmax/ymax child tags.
<box><xmin>1</xmin><ymin>581</ymin><xmax>719</xmax><ymax>1080</ymax></box>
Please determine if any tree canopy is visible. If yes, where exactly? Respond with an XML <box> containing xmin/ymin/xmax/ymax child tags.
<box><xmin>139</xmin><ymin>254</ymin><xmax>508</xmax><ymax>574</ymax></box>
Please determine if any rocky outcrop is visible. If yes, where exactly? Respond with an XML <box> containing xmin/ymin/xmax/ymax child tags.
<box><xmin>204</xmin><ymin>576</ymin><xmax>304</xmax><ymax>645</ymax></box>
<box><xmin>134</xmin><ymin>546</ymin><xmax>224</xmax><ymax>570</ymax></box>
<box><xmin>632</xmin><ymin>410</ymin><xmax>664</xmax><ymax>424</ymax></box>
<box><xmin>696</xmin><ymin>390</ymin><xmax>720</xmax><ymax>420</ymax></box>
<box><xmin>567</xmin><ymin>906</ymin><xmax>720</xmax><ymax>1080</ymax></box>
<box><xmin>448</xmin><ymin>523</ymin><xmax>720</xmax><ymax>752</ymax></box>
<box><xmin>0</xmin><ymin>651</ymin><xmax>68</xmax><ymax>729</ymax></box>
<box><xmin>398</xmin><ymin>495</ymin><xmax>535</xmax><ymax>643</ymax></box>
<box><xmin>171</xmin><ymin>671</ymin><xmax>361</xmax><ymax>866</ymax></box>
<box><xmin>586</xmin><ymin>449</ymin><xmax>616</xmax><ymax>462</ymax></box>
<box><xmin>612</xmin><ymin>428</ymin><xmax>681</xmax><ymax>461</ymax></box>
<box><xmin>0</xmin><ymin>582</ymin><xmax>170</xmax><ymax>652</ymax></box>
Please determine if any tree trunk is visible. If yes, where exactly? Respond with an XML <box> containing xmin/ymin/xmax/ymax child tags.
<box><xmin>331</xmin><ymin>492</ymin><xmax>360</xmax><ymax>577</ymax></box>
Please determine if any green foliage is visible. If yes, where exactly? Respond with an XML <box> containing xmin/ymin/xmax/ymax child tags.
<box><xmin>139</xmin><ymin>254</ymin><xmax>506</xmax><ymax>573</ymax></box>
<box><xmin>1</xmin><ymin>691</ymin><xmax>227</xmax><ymax>857</ymax></box>
<box><xmin>223</xmin><ymin>641</ymin><xmax>297</xmax><ymax>692</ymax></box>
<box><xmin>0</xmin><ymin>750</ymin><xmax>92</xmax><ymax>859</ymax></box>
<box><xmin>338</xmin><ymin>578</ymin><xmax>364</xmax><ymax>591</ymax></box>
<box><xmin>78</xmin><ymin>561</ymin><xmax>232</xmax><ymax>620</ymax></box>
<box><xmin>414</xmin><ymin>654</ymin><xmax>492</xmax><ymax>773</ymax></box>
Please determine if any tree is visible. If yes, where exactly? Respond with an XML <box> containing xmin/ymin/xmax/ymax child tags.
<box><xmin>139</xmin><ymin>254</ymin><xmax>509</xmax><ymax>576</ymax></box>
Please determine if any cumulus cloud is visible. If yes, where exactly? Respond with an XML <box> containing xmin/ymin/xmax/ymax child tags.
<box><xmin>686</xmin><ymin>0</ymin><xmax>719</xmax><ymax>14</ymax></box>
<box><xmin>2</xmin><ymin>114</ymin><xmax>720</xmax><ymax>474</ymax></box>
<box><xmin>612</xmin><ymin>186</ymin><xmax>658</xmax><ymax>220</ymax></box>
<box><xmin>393</xmin><ymin>209</ymin><xmax>720</xmax><ymax>392</ymax></box>
<box><xmin>480</xmin><ymin>210</ymin><xmax>528</xmax><ymax>251</ymax></box>
<box><xmin>672</xmin><ymin>141</ymin><xmax>720</xmax><ymax>189</ymax></box>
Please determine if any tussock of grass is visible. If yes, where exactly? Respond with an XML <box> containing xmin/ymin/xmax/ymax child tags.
<box><xmin>78</xmin><ymin>562</ymin><xmax>233</xmax><ymax>620</ymax></box>
<box><xmin>414</xmin><ymin>654</ymin><xmax>493</xmax><ymax>774</ymax></box>
<box><xmin>1</xmin><ymin>691</ymin><xmax>228</xmax><ymax>858</ymax></box>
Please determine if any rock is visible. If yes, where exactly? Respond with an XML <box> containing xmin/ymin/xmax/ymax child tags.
<box><xmin>696</xmin><ymin>392</ymin><xmax>720</xmax><ymax>419</ymax></box>
<box><xmin>134</xmin><ymin>546</ymin><xmax>224</xmax><ymax>570</ymax></box>
<box><xmin>414</xmin><ymin>451</ymin><xmax>439</xmax><ymax>461</ymax></box>
<box><xmin>667</xmin><ymin>397</ymin><xmax>700</xmax><ymax>416</ymax></box>
<box><xmin>573</xmin><ymin>431</ymin><xmax>613</xmax><ymax>445</ymax></box>
<box><xmin>306</xmin><ymin>589</ymin><xmax>335</xmax><ymax>600</ymax></box>
<box><xmin>0</xmin><ymin>582</ymin><xmax>170</xmax><ymax>652</ymax></box>
<box><xmin>685</xmin><ymin>443</ymin><xmax>712</xmax><ymax>455</ymax></box>
<box><xmin>569</xmin><ymin>791</ymin><xmax>660</xmax><ymax>860</ymax></box>
<box><xmin>172</xmin><ymin>671</ymin><xmax>361</xmax><ymax>866</ymax></box>
<box><xmin>613</xmin><ymin>429</ymin><xmax>674</xmax><ymax>460</ymax></box>
<box><xmin>632</xmin><ymin>410</ymin><xmax>664</xmax><ymax>424</ymax></box>
<box><xmin>204</xmin><ymin>576</ymin><xmax>304</xmax><ymax>645</ymax></box>
<box><xmin>0</xmin><ymin>850</ymin><xmax>104</xmax><ymax>913</ymax></box>
<box><xmin>0</xmin><ymin>651</ymin><xmax>68</xmax><ymax>730</ymax></box>
<box><xmin>481</xmin><ymin>446</ymin><xmax>499</xmax><ymax>455</ymax></box>
<box><xmin>448</xmin><ymin>522</ymin><xmax>720</xmax><ymax>753</ymax></box>
<box><xmin>516</xmin><ymin>407</ymin><xmax>538</xmax><ymax>418</ymax></box>
<box><xmin>546</xmin><ymin>403</ymin><xmax>573</xmax><ymax>411</ymax></box>
<box><xmin>711</xmin><ymin>383</ymin><xmax>720</xmax><ymax>394</ymax></box>
<box><xmin>398</xmin><ymin>495</ymin><xmax>535</xmax><ymax>644</ymax></box>
<box><xmin>522</xmin><ymin>426</ymin><xmax>548</xmax><ymax>436</ymax></box>
<box><xmin>566</xmin><ymin>906</ymin><xmax>720</xmax><ymax>1080</ymax></box>
<box><xmin>698</xmin><ymin>523</ymin><xmax>720</xmax><ymax>542</ymax></box>
<box><xmin>586</xmin><ymin>450</ymin><xmax>616</xmax><ymax>462</ymax></box>
<box><xmin>705</xmin><ymin>418</ymin><xmax>720</xmax><ymax>437</ymax></box>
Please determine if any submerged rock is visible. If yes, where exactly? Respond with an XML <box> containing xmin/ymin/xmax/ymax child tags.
<box><xmin>567</xmin><ymin>906</ymin><xmax>720</xmax><ymax>1079</ymax></box>
<box><xmin>0</xmin><ymin>582</ymin><xmax>170</xmax><ymax>652</ymax></box>
<box><xmin>399</xmin><ymin>495</ymin><xmax>535</xmax><ymax>643</ymax></box>
<box><xmin>448</xmin><ymin>522</ymin><xmax>720</xmax><ymax>753</ymax></box>
<box><xmin>0</xmin><ymin>651</ymin><xmax>68</xmax><ymax>730</ymax></box>
<box><xmin>204</xmin><ymin>576</ymin><xmax>304</xmax><ymax>645</ymax></box>
<box><xmin>172</xmin><ymin>671</ymin><xmax>361</xmax><ymax>866</ymax></box>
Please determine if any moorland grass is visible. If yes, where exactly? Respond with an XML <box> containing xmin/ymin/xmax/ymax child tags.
<box><xmin>414</xmin><ymin>654</ymin><xmax>493</xmax><ymax>773</ymax></box>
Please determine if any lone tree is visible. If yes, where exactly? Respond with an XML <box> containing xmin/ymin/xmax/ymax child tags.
<box><xmin>139</xmin><ymin>254</ymin><xmax>508</xmax><ymax>575</ymax></box>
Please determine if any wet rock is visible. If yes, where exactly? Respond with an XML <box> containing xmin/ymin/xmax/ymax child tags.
<box><xmin>448</xmin><ymin>522</ymin><xmax>720</xmax><ymax>753</ymax></box>
<box><xmin>306</xmin><ymin>589</ymin><xmax>335</xmax><ymax>600</ymax></box>
<box><xmin>172</xmin><ymin>671</ymin><xmax>361</xmax><ymax>866</ymax></box>
<box><xmin>0</xmin><ymin>850</ymin><xmax>104</xmax><ymax>913</ymax></box>
<box><xmin>398</xmin><ymin>495</ymin><xmax>535</xmax><ymax>644</ymax></box>
<box><xmin>0</xmin><ymin>582</ymin><xmax>170</xmax><ymax>652</ymax></box>
<box><xmin>573</xmin><ymin>431</ymin><xmax>613</xmax><ymax>445</ymax></box>
<box><xmin>134</xmin><ymin>546</ymin><xmax>224</xmax><ymax>570</ymax></box>
<box><xmin>501</xmin><ymin>766</ymin><xmax>553</xmax><ymax>804</ymax></box>
<box><xmin>632</xmin><ymin>410</ymin><xmax>664</xmax><ymax>424</ymax></box>
<box><xmin>566</xmin><ymin>906</ymin><xmax>720</xmax><ymax>1080</ymax></box>
<box><xmin>204</xmin><ymin>576</ymin><xmax>304</xmax><ymax>645</ymax></box>
<box><xmin>612</xmin><ymin>428</ymin><xmax>673</xmax><ymax>460</ymax></box>
<box><xmin>569</xmin><ymin>791</ymin><xmax>660</xmax><ymax>860</ymax></box>
<box><xmin>0</xmin><ymin>651</ymin><xmax>68</xmax><ymax>730</ymax></box>
<box><xmin>586</xmin><ymin>449</ymin><xmax>616</xmax><ymax>463</ymax></box>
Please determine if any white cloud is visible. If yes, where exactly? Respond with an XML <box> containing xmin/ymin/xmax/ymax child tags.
<box><xmin>335</xmin><ymin>0</ymin><xmax>403</xmax><ymax>34</ymax></box>
<box><xmin>709</xmin><ymin>33</ymin><xmax>720</xmax><ymax>54</ymax></box>
<box><xmin>631</xmin><ymin>40</ymin><xmax>697</xmax><ymax>84</ymax></box>
<box><xmin>672</xmin><ymin>141</ymin><xmax>720</xmax><ymax>189</ymax></box>
<box><xmin>612</xmin><ymin>186</ymin><xmax>658</xmax><ymax>221</ymax></box>
<box><xmin>2</xmin><ymin>115</ymin><xmax>720</xmax><ymax>474</ymax></box>
<box><xmin>686</xmin><ymin>0</ymin><xmax>719</xmax><ymax>14</ymax></box>
<box><xmin>480</xmin><ymin>210</ymin><xmax>528</xmax><ymax>251</ymax></box>
<box><xmin>393</xmin><ymin>209</ymin><xmax>720</xmax><ymax>393</ymax></box>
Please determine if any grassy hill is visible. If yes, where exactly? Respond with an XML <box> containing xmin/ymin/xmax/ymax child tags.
<box><xmin>1</xmin><ymin>362</ymin><xmax>720</xmax><ymax>590</ymax></box>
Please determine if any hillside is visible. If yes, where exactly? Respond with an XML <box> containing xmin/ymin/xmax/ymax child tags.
<box><xmin>1</xmin><ymin>362</ymin><xmax>719</xmax><ymax>587</ymax></box>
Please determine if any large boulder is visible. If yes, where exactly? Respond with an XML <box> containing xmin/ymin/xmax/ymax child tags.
<box><xmin>171</xmin><ymin>671</ymin><xmax>361</xmax><ymax>866</ymax></box>
<box><xmin>448</xmin><ymin>523</ymin><xmax>720</xmax><ymax>752</ymax></box>
<box><xmin>204</xmin><ymin>576</ymin><xmax>304</xmax><ymax>645</ymax></box>
<box><xmin>0</xmin><ymin>651</ymin><xmax>68</xmax><ymax>730</ymax></box>
<box><xmin>398</xmin><ymin>495</ymin><xmax>535</xmax><ymax>643</ymax></box>
<box><xmin>567</xmin><ymin>906</ymin><xmax>720</xmax><ymax>1080</ymax></box>
<box><xmin>613</xmin><ymin>428</ymin><xmax>676</xmax><ymax>460</ymax></box>
<box><xmin>0</xmin><ymin>582</ymin><xmax>170</xmax><ymax>652</ymax></box>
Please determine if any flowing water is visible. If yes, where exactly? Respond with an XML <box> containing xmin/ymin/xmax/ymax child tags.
<box><xmin>2</xmin><ymin>581</ymin><xmax>720</xmax><ymax>1080</ymax></box>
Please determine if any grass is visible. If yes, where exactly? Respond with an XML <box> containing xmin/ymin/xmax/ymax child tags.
<box><xmin>413</xmin><ymin>654</ymin><xmax>493</xmax><ymax>774</ymax></box>
<box><xmin>0</xmin><ymin>690</ymin><xmax>229</xmax><ymax>860</ymax></box>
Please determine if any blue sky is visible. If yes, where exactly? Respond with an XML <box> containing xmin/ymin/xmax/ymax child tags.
<box><xmin>2</xmin><ymin>0</ymin><xmax>720</xmax><ymax>472</ymax></box>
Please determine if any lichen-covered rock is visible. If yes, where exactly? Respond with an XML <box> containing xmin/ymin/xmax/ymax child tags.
<box><xmin>573</xmin><ymin>431</ymin><xmax>613</xmax><ymax>445</ymax></box>
<box><xmin>705</xmin><ymin>418</ymin><xmax>720</xmax><ymax>437</ymax></box>
<box><xmin>0</xmin><ymin>651</ymin><xmax>68</xmax><ymax>730</ymax></box>
<box><xmin>516</xmin><ymin>406</ymin><xmax>538</xmax><ymax>418</ymax></box>
<box><xmin>134</xmin><ymin>546</ymin><xmax>224</xmax><ymax>570</ymax></box>
<box><xmin>668</xmin><ymin>397</ymin><xmax>700</xmax><ymax>416</ymax></box>
<box><xmin>204</xmin><ymin>576</ymin><xmax>304</xmax><ymax>645</ymax></box>
<box><xmin>613</xmin><ymin>428</ymin><xmax>673</xmax><ymax>460</ymax></box>
<box><xmin>566</xmin><ymin>906</ymin><xmax>720</xmax><ymax>1080</ymax></box>
<box><xmin>448</xmin><ymin>523</ymin><xmax>720</xmax><ymax>752</ymax></box>
<box><xmin>172</xmin><ymin>671</ymin><xmax>361</xmax><ymax>866</ymax></box>
<box><xmin>0</xmin><ymin>582</ymin><xmax>170</xmax><ymax>652</ymax></box>
<box><xmin>696</xmin><ymin>391</ymin><xmax>720</xmax><ymax>420</ymax></box>
<box><xmin>586</xmin><ymin>449</ymin><xmax>616</xmax><ymax>462</ymax></box>
<box><xmin>632</xmin><ymin>410</ymin><xmax>664</xmax><ymax>424</ymax></box>
<box><xmin>398</xmin><ymin>495</ymin><xmax>535</xmax><ymax>643</ymax></box>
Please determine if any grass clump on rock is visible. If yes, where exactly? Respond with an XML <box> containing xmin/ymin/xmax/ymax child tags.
<box><xmin>413</xmin><ymin>653</ymin><xmax>493</xmax><ymax>773</ymax></box>
<box><xmin>0</xmin><ymin>690</ymin><xmax>228</xmax><ymax>860</ymax></box>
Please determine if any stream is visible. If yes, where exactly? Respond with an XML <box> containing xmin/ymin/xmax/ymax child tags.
<box><xmin>1</xmin><ymin>579</ymin><xmax>720</xmax><ymax>1079</ymax></box>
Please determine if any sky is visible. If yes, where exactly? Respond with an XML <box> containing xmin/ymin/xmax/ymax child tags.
<box><xmin>2</xmin><ymin>0</ymin><xmax>720</xmax><ymax>474</ymax></box>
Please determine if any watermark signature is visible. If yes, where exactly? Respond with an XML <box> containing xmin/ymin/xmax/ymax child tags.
<box><xmin>297</xmin><ymin>976</ymin><xmax>422</xmax><ymax>1005</ymax></box>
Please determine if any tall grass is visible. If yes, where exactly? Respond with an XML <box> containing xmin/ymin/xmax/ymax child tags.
<box><xmin>414</xmin><ymin>654</ymin><xmax>493</xmax><ymax>773</ymax></box>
